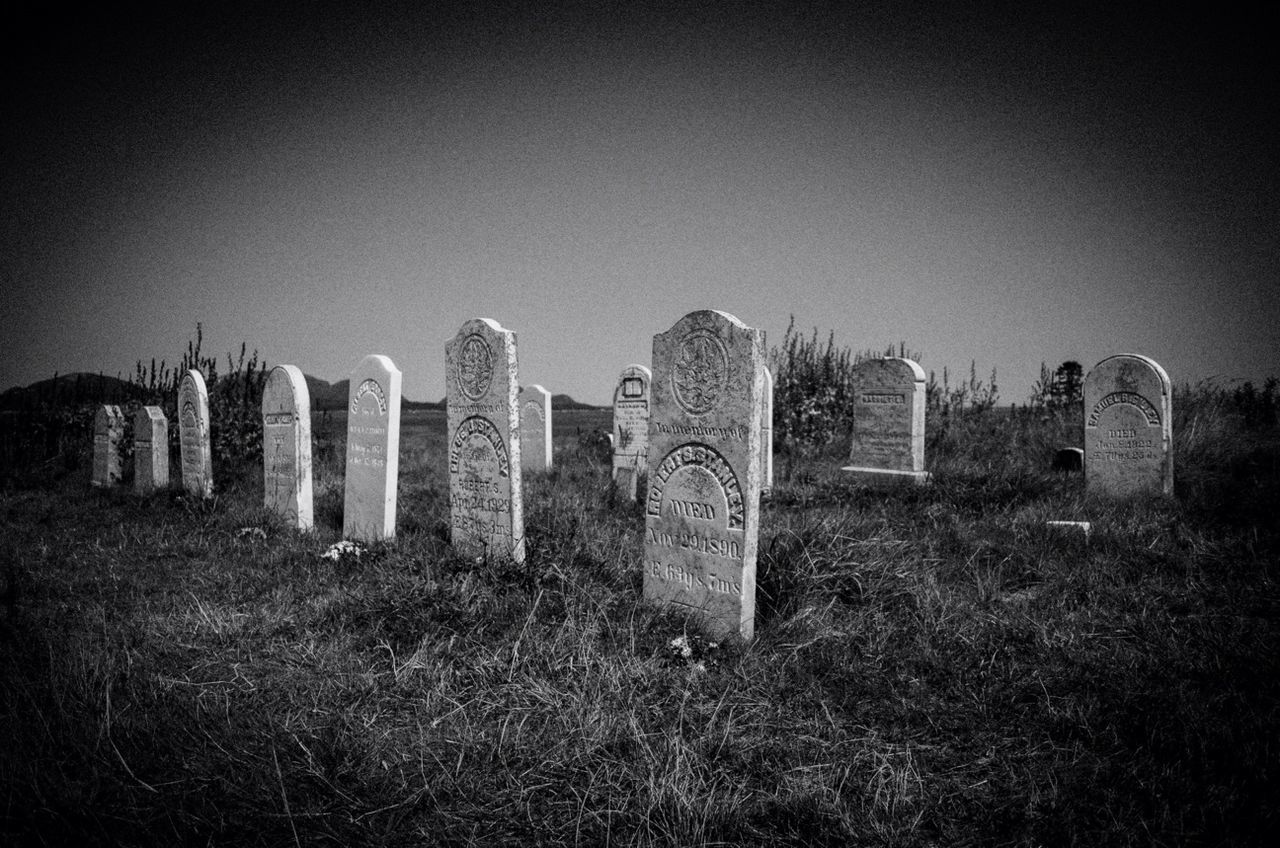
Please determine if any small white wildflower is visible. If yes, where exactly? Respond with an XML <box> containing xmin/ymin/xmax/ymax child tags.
<box><xmin>236</xmin><ymin>527</ymin><xmax>267</xmax><ymax>541</ymax></box>
<box><xmin>668</xmin><ymin>635</ymin><xmax>692</xmax><ymax>659</ymax></box>
<box><xmin>321</xmin><ymin>540</ymin><xmax>365</xmax><ymax>561</ymax></box>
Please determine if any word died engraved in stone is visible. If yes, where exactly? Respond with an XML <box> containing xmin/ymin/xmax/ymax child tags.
<box><xmin>456</xmin><ymin>334</ymin><xmax>495</xmax><ymax>401</ymax></box>
<box><xmin>449</xmin><ymin>416</ymin><xmax>511</xmax><ymax>477</ymax></box>
<box><xmin>351</xmin><ymin>379</ymin><xmax>388</xmax><ymax>414</ymax></box>
<box><xmin>646</xmin><ymin>443</ymin><xmax>743</xmax><ymax>529</ymax></box>
<box><xmin>672</xmin><ymin>329</ymin><xmax>729</xmax><ymax>415</ymax></box>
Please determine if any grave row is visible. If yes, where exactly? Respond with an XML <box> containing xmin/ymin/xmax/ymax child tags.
<box><xmin>90</xmin><ymin>313</ymin><xmax>1174</xmax><ymax>639</ymax></box>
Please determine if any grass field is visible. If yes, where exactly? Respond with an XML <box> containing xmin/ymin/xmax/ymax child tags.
<box><xmin>2</xmin><ymin>399</ymin><xmax>1278</xmax><ymax>845</ymax></box>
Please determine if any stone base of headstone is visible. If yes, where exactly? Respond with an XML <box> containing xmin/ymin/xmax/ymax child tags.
<box><xmin>1045</xmin><ymin>520</ymin><xmax>1091</xmax><ymax>538</ymax></box>
<box><xmin>841</xmin><ymin>466</ymin><xmax>932</xmax><ymax>486</ymax></box>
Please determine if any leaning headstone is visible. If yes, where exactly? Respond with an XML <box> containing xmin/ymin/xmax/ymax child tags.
<box><xmin>1052</xmin><ymin>447</ymin><xmax>1084</xmax><ymax>473</ymax></box>
<box><xmin>612</xmin><ymin>364</ymin><xmax>652</xmax><ymax>500</ymax></box>
<box><xmin>842</xmin><ymin>357</ymin><xmax>929</xmax><ymax>485</ymax></box>
<box><xmin>446</xmin><ymin>318</ymin><xmax>524</xmax><ymax>562</ymax></box>
<box><xmin>761</xmin><ymin>366</ymin><xmax>774</xmax><ymax>494</ymax></box>
<box><xmin>91</xmin><ymin>405</ymin><xmax>124</xmax><ymax>487</ymax></box>
<box><xmin>343</xmin><ymin>355</ymin><xmax>401</xmax><ymax>540</ymax></box>
<box><xmin>133</xmin><ymin>406</ymin><xmax>168</xmax><ymax>493</ymax></box>
<box><xmin>263</xmin><ymin>364</ymin><xmax>314</xmax><ymax>531</ymax></box>
<box><xmin>1083</xmin><ymin>354</ymin><xmax>1173</xmax><ymax>496</ymax></box>
<box><xmin>518</xmin><ymin>384</ymin><xmax>552</xmax><ymax>472</ymax></box>
<box><xmin>644</xmin><ymin>310</ymin><xmax>765</xmax><ymax>641</ymax></box>
<box><xmin>178</xmin><ymin>370</ymin><xmax>213</xmax><ymax>497</ymax></box>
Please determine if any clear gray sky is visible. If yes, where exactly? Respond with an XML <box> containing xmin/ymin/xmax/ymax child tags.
<box><xmin>4</xmin><ymin>1</ymin><xmax>1277</xmax><ymax>404</ymax></box>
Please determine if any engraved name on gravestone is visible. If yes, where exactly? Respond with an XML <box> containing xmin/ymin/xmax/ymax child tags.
<box><xmin>1084</xmin><ymin>354</ymin><xmax>1172</xmax><ymax>496</ymax></box>
<box><xmin>91</xmin><ymin>405</ymin><xmax>124</xmax><ymax>487</ymax></box>
<box><xmin>761</xmin><ymin>366</ymin><xmax>774</xmax><ymax>494</ymax></box>
<box><xmin>612</xmin><ymin>364</ymin><xmax>652</xmax><ymax>500</ymax></box>
<box><xmin>178</xmin><ymin>370</ymin><xmax>213</xmax><ymax>497</ymax></box>
<box><xmin>133</xmin><ymin>406</ymin><xmax>168</xmax><ymax>493</ymax></box>
<box><xmin>518</xmin><ymin>384</ymin><xmax>552</xmax><ymax>472</ymax></box>
<box><xmin>842</xmin><ymin>357</ymin><xmax>929</xmax><ymax>485</ymax></box>
<box><xmin>644</xmin><ymin>310</ymin><xmax>764</xmax><ymax>641</ymax></box>
<box><xmin>263</xmin><ymin>364</ymin><xmax>314</xmax><ymax>531</ymax></box>
<box><xmin>343</xmin><ymin>355</ymin><xmax>401</xmax><ymax>540</ymax></box>
<box><xmin>447</xmin><ymin>318</ymin><xmax>524</xmax><ymax>562</ymax></box>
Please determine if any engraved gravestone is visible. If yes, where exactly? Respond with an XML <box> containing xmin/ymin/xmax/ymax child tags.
<box><xmin>518</xmin><ymin>384</ymin><xmax>552</xmax><ymax>473</ymax></box>
<box><xmin>447</xmin><ymin>318</ymin><xmax>524</xmax><ymax>562</ymax></box>
<box><xmin>643</xmin><ymin>310</ymin><xmax>765</xmax><ymax>641</ymax></box>
<box><xmin>612</xmin><ymin>364</ymin><xmax>652</xmax><ymax>500</ymax></box>
<box><xmin>842</xmin><ymin>357</ymin><xmax>929</xmax><ymax>485</ymax></box>
<box><xmin>91</xmin><ymin>405</ymin><xmax>124</xmax><ymax>487</ymax></box>
<box><xmin>263</xmin><ymin>364</ymin><xmax>314</xmax><ymax>530</ymax></box>
<box><xmin>178</xmin><ymin>370</ymin><xmax>213</xmax><ymax>497</ymax></box>
<box><xmin>1084</xmin><ymin>354</ymin><xmax>1172</xmax><ymax>496</ymax></box>
<box><xmin>761</xmin><ymin>366</ymin><xmax>774</xmax><ymax>494</ymax></box>
<box><xmin>343</xmin><ymin>355</ymin><xmax>401</xmax><ymax>540</ymax></box>
<box><xmin>133</xmin><ymin>406</ymin><xmax>168</xmax><ymax>493</ymax></box>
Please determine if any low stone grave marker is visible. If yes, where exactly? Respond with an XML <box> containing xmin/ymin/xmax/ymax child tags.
<box><xmin>612</xmin><ymin>364</ymin><xmax>652</xmax><ymax>500</ymax></box>
<box><xmin>643</xmin><ymin>309</ymin><xmax>765</xmax><ymax>641</ymax></box>
<box><xmin>842</xmin><ymin>357</ymin><xmax>930</xmax><ymax>485</ymax></box>
<box><xmin>263</xmin><ymin>364</ymin><xmax>314</xmax><ymax>531</ymax></box>
<box><xmin>133</xmin><ymin>406</ymin><xmax>168</xmax><ymax>493</ymax></box>
<box><xmin>178</xmin><ymin>370</ymin><xmax>213</xmax><ymax>497</ymax></box>
<box><xmin>1052</xmin><ymin>447</ymin><xmax>1084</xmax><ymax>472</ymax></box>
<box><xmin>518</xmin><ymin>384</ymin><xmax>552</xmax><ymax>472</ymax></box>
<box><xmin>447</xmin><ymin>318</ymin><xmax>524</xmax><ymax>562</ymax></box>
<box><xmin>343</xmin><ymin>355</ymin><xmax>401</xmax><ymax>540</ymax></box>
<box><xmin>1084</xmin><ymin>354</ymin><xmax>1173</xmax><ymax>496</ymax></box>
<box><xmin>91</xmin><ymin>405</ymin><xmax>124</xmax><ymax>487</ymax></box>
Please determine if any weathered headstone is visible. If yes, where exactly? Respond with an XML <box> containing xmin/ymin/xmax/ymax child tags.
<box><xmin>178</xmin><ymin>370</ymin><xmax>213</xmax><ymax>497</ymax></box>
<box><xmin>91</xmin><ymin>405</ymin><xmax>124</xmax><ymax>487</ymax></box>
<box><xmin>1052</xmin><ymin>447</ymin><xmax>1084</xmax><ymax>473</ymax></box>
<box><xmin>518</xmin><ymin>384</ymin><xmax>552</xmax><ymax>472</ymax></box>
<box><xmin>612</xmin><ymin>364</ymin><xmax>652</xmax><ymax>500</ymax></box>
<box><xmin>842</xmin><ymin>357</ymin><xmax>929</xmax><ymax>485</ymax></box>
<box><xmin>133</xmin><ymin>406</ymin><xmax>168</xmax><ymax>493</ymax></box>
<box><xmin>761</xmin><ymin>366</ymin><xmax>774</xmax><ymax>494</ymax></box>
<box><xmin>643</xmin><ymin>310</ymin><xmax>765</xmax><ymax>641</ymax></box>
<box><xmin>343</xmin><ymin>355</ymin><xmax>401</xmax><ymax>540</ymax></box>
<box><xmin>1083</xmin><ymin>354</ymin><xmax>1172</xmax><ymax>496</ymax></box>
<box><xmin>446</xmin><ymin>318</ymin><xmax>524</xmax><ymax>562</ymax></box>
<box><xmin>263</xmin><ymin>364</ymin><xmax>314</xmax><ymax>531</ymax></box>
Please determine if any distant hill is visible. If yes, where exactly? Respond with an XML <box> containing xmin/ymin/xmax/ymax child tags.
<box><xmin>307</xmin><ymin>376</ymin><xmax>442</xmax><ymax>411</ymax></box>
<box><xmin>551</xmin><ymin>394</ymin><xmax>604</xmax><ymax>410</ymax></box>
<box><xmin>0</xmin><ymin>373</ymin><xmax>140</xmax><ymax>410</ymax></box>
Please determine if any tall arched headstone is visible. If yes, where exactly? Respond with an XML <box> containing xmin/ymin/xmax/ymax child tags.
<box><xmin>178</xmin><ymin>370</ymin><xmax>213</xmax><ymax>497</ymax></box>
<box><xmin>518</xmin><ymin>384</ymin><xmax>552</xmax><ymax>473</ymax></box>
<box><xmin>643</xmin><ymin>310</ymin><xmax>765</xmax><ymax>641</ymax></box>
<box><xmin>343</xmin><ymin>355</ymin><xmax>401</xmax><ymax>540</ymax></box>
<box><xmin>91</xmin><ymin>405</ymin><xmax>124</xmax><ymax>487</ymax></box>
<box><xmin>612</xmin><ymin>364</ymin><xmax>652</xmax><ymax>501</ymax></box>
<box><xmin>1084</xmin><ymin>354</ymin><xmax>1172</xmax><ymax>496</ymax></box>
<box><xmin>446</xmin><ymin>318</ymin><xmax>524</xmax><ymax>563</ymax></box>
<box><xmin>842</xmin><ymin>357</ymin><xmax>929</xmax><ymax>486</ymax></box>
<box><xmin>133</xmin><ymin>406</ymin><xmax>168</xmax><ymax>493</ymax></box>
<box><xmin>263</xmin><ymin>364</ymin><xmax>314</xmax><ymax>531</ymax></box>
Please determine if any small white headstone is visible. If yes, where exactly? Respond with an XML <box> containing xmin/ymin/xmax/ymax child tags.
<box><xmin>343</xmin><ymin>355</ymin><xmax>401</xmax><ymax>540</ymax></box>
<box><xmin>446</xmin><ymin>318</ymin><xmax>524</xmax><ymax>562</ymax></box>
<box><xmin>178</xmin><ymin>370</ymin><xmax>213</xmax><ymax>497</ymax></box>
<box><xmin>612</xmin><ymin>364</ymin><xmax>652</xmax><ymax>500</ymax></box>
<box><xmin>91</xmin><ymin>405</ymin><xmax>124</xmax><ymax>487</ymax></box>
<box><xmin>644</xmin><ymin>309</ymin><xmax>765</xmax><ymax>641</ymax></box>
<box><xmin>263</xmin><ymin>364</ymin><xmax>314</xmax><ymax>531</ymax></box>
<box><xmin>1084</xmin><ymin>354</ymin><xmax>1172</xmax><ymax>496</ymax></box>
<box><xmin>842</xmin><ymin>357</ymin><xmax>929</xmax><ymax>486</ymax></box>
<box><xmin>518</xmin><ymin>384</ymin><xmax>552</xmax><ymax>472</ymax></box>
<box><xmin>133</xmin><ymin>406</ymin><xmax>168</xmax><ymax>493</ymax></box>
